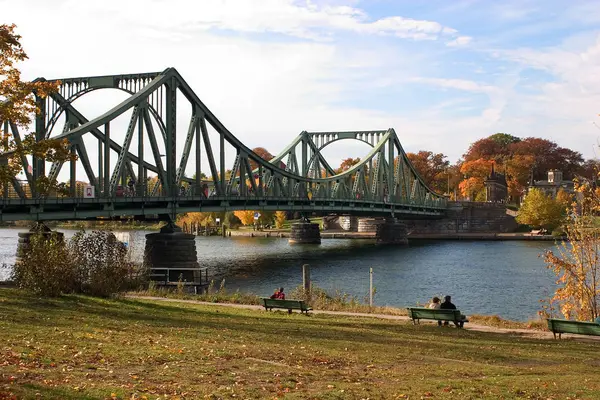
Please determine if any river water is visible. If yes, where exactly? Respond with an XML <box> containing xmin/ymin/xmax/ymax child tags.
<box><xmin>0</xmin><ymin>228</ymin><xmax>557</xmax><ymax>322</ymax></box>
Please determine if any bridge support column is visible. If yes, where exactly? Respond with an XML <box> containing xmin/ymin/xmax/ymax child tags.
<box><xmin>357</xmin><ymin>217</ymin><xmax>385</xmax><ymax>233</ymax></box>
<box><xmin>376</xmin><ymin>218</ymin><xmax>408</xmax><ymax>245</ymax></box>
<box><xmin>16</xmin><ymin>223</ymin><xmax>65</xmax><ymax>264</ymax></box>
<box><xmin>339</xmin><ymin>216</ymin><xmax>358</xmax><ymax>231</ymax></box>
<box><xmin>289</xmin><ymin>221</ymin><xmax>321</xmax><ymax>245</ymax></box>
<box><xmin>144</xmin><ymin>222</ymin><xmax>201</xmax><ymax>284</ymax></box>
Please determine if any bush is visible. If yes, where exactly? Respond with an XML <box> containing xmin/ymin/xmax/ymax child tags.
<box><xmin>12</xmin><ymin>232</ymin><xmax>75</xmax><ymax>296</ymax></box>
<box><xmin>69</xmin><ymin>230</ymin><xmax>136</xmax><ymax>297</ymax></box>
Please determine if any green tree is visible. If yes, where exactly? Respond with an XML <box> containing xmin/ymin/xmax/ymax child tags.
<box><xmin>516</xmin><ymin>188</ymin><xmax>564</xmax><ymax>230</ymax></box>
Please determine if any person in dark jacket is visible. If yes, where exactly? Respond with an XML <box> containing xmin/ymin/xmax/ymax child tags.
<box><xmin>440</xmin><ymin>295</ymin><xmax>464</xmax><ymax>327</ymax></box>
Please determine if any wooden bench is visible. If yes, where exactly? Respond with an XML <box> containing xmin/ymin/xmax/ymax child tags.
<box><xmin>260</xmin><ymin>298</ymin><xmax>312</xmax><ymax>314</ymax></box>
<box><xmin>407</xmin><ymin>307</ymin><xmax>469</xmax><ymax>328</ymax></box>
<box><xmin>546</xmin><ymin>318</ymin><xmax>600</xmax><ymax>339</ymax></box>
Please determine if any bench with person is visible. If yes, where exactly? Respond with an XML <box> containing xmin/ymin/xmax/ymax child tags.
<box><xmin>546</xmin><ymin>318</ymin><xmax>600</xmax><ymax>339</ymax></box>
<box><xmin>260</xmin><ymin>298</ymin><xmax>312</xmax><ymax>314</ymax></box>
<box><xmin>407</xmin><ymin>307</ymin><xmax>469</xmax><ymax>328</ymax></box>
<box><xmin>408</xmin><ymin>295</ymin><xmax>468</xmax><ymax>328</ymax></box>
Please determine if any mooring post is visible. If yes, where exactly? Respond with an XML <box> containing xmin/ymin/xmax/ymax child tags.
<box><xmin>302</xmin><ymin>264</ymin><xmax>311</xmax><ymax>294</ymax></box>
<box><xmin>369</xmin><ymin>267</ymin><xmax>373</xmax><ymax>308</ymax></box>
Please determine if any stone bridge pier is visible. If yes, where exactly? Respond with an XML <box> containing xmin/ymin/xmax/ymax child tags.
<box><xmin>289</xmin><ymin>220</ymin><xmax>321</xmax><ymax>244</ymax></box>
<box><xmin>144</xmin><ymin>222</ymin><xmax>201</xmax><ymax>283</ymax></box>
<box><xmin>375</xmin><ymin>218</ymin><xmax>409</xmax><ymax>245</ymax></box>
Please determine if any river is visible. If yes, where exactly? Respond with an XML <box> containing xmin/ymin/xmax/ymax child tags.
<box><xmin>0</xmin><ymin>228</ymin><xmax>557</xmax><ymax>322</ymax></box>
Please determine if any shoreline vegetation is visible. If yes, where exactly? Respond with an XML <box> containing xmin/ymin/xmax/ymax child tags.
<box><xmin>132</xmin><ymin>281</ymin><xmax>546</xmax><ymax>331</ymax></box>
<box><xmin>2</xmin><ymin>287</ymin><xmax>599</xmax><ymax>399</ymax></box>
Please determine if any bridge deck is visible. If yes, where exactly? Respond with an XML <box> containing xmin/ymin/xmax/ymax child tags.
<box><xmin>0</xmin><ymin>196</ymin><xmax>446</xmax><ymax>221</ymax></box>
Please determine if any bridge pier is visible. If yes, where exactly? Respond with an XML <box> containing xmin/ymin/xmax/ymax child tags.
<box><xmin>289</xmin><ymin>221</ymin><xmax>321</xmax><ymax>244</ymax></box>
<box><xmin>144</xmin><ymin>222</ymin><xmax>202</xmax><ymax>285</ymax></box>
<box><xmin>375</xmin><ymin>218</ymin><xmax>408</xmax><ymax>245</ymax></box>
<box><xmin>16</xmin><ymin>223</ymin><xmax>65</xmax><ymax>264</ymax></box>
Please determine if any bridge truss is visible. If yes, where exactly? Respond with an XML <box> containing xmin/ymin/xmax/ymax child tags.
<box><xmin>0</xmin><ymin>68</ymin><xmax>446</xmax><ymax>221</ymax></box>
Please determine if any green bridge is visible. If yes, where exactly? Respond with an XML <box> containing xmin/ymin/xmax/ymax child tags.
<box><xmin>0</xmin><ymin>68</ymin><xmax>446</xmax><ymax>222</ymax></box>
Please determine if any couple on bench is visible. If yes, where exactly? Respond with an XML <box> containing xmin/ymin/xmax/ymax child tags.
<box><xmin>429</xmin><ymin>295</ymin><xmax>467</xmax><ymax>328</ymax></box>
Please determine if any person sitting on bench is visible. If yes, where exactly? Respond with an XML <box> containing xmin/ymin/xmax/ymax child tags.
<box><xmin>440</xmin><ymin>295</ymin><xmax>464</xmax><ymax>328</ymax></box>
<box><xmin>428</xmin><ymin>296</ymin><xmax>442</xmax><ymax>326</ymax></box>
<box><xmin>270</xmin><ymin>287</ymin><xmax>285</xmax><ymax>300</ymax></box>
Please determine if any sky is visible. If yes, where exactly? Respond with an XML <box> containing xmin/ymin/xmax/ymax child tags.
<box><xmin>4</xmin><ymin>0</ymin><xmax>600</xmax><ymax>168</ymax></box>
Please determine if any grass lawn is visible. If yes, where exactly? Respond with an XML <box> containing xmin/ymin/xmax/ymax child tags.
<box><xmin>1</xmin><ymin>289</ymin><xmax>599</xmax><ymax>399</ymax></box>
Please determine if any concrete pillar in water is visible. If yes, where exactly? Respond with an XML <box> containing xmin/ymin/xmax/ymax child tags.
<box><xmin>16</xmin><ymin>223</ymin><xmax>65</xmax><ymax>264</ymax></box>
<box><xmin>144</xmin><ymin>222</ymin><xmax>200</xmax><ymax>283</ymax></box>
<box><xmin>289</xmin><ymin>221</ymin><xmax>321</xmax><ymax>244</ymax></box>
<box><xmin>375</xmin><ymin>218</ymin><xmax>408</xmax><ymax>245</ymax></box>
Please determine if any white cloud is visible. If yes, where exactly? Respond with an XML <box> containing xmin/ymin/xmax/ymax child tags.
<box><xmin>447</xmin><ymin>36</ymin><xmax>472</xmax><ymax>47</ymax></box>
<box><xmin>411</xmin><ymin>77</ymin><xmax>499</xmax><ymax>94</ymax></box>
<box><xmin>56</xmin><ymin>0</ymin><xmax>469</xmax><ymax>45</ymax></box>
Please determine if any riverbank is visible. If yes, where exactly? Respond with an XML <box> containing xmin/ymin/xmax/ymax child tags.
<box><xmin>2</xmin><ymin>288</ymin><xmax>599</xmax><ymax>399</ymax></box>
<box><xmin>228</xmin><ymin>229</ymin><xmax>562</xmax><ymax>241</ymax></box>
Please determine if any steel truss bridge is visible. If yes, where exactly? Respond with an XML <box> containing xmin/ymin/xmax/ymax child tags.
<box><xmin>0</xmin><ymin>68</ymin><xmax>446</xmax><ymax>221</ymax></box>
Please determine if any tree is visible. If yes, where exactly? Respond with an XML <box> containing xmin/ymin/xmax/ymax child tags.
<box><xmin>249</xmin><ymin>147</ymin><xmax>275</xmax><ymax>171</ymax></box>
<box><xmin>0</xmin><ymin>24</ymin><xmax>72</xmax><ymax>195</ymax></box>
<box><xmin>406</xmin><ymin>151</ymin><xmax>450</xmax><ymax>193</ymax></box>
<box><xmin>234</xmin><ymin>210</ymin><xmax>255</xmax><ymax>226</ymax></box>
<box><xmin>335</xmin><ymin>157</ymin><xmax>361</xmax><ymax>174</ymax></box>
<box><xmin>504</xmin><ymin>154</ymin><xmax>535</xmax><ymax>199</ymax></box>
<box><xmin>274</xmin><ymin>211</ymin><xmax>287</xmax><ymax>229</ymax></box>
<box><xmin>458</xmin><ymin>158</ymin><xmax>494</xmax><ymax>200</ymax></box>
<box><xmin>516</xmin><ymin>188</ymin><xmax>564</xmax><ymax>230</ymax></box>
<box><xmin>542</xmin><ymin>180</ymin><xmax>600</xmax><ymax>321</ymax></box>
<box><xmin>510</xmin><ymin>137</ymin><xmax>583</xmax><ymax>180</ymax></box>
<box><xmin>463</xmin><ymin>133</ymin><xmax>520</xmax><ymax>162</ymax></box>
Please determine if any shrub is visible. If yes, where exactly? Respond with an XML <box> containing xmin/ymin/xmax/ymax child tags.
<box><xmin>12</xmin><ymin>232</ymin><xmax>75</xmax><ymax>296</ymax></box>
<box><xmin>69</xmin><ymin>230</ymin><xmax>135</xmax><ymax>297</ymax></box>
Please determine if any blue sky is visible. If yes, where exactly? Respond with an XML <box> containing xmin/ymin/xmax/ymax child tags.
<box><xmin>4</xmin><ymin>0</ymin><xmax>600</xmax><ymax>167</ymax></box>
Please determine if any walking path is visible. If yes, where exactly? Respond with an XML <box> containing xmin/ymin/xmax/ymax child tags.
<box><xmin>126</xmin><ymin>295</ymin><xmax>600</xmax><ymax>343</ymax></box>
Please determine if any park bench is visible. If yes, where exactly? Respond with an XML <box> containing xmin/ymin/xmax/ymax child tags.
<box><xmin>407</xmin><ymin>307</ymin><xmax>469</xmax><ymax>328</ymax></box>
<box><xmin>260</xmin><ymin>298</ymin><xmax>312</xmax><ymax>314</ymax></box>
<box><xmin>546</xmin><ymin>318</ymin><xmax>600</xmax><ymax>339</ymax></box>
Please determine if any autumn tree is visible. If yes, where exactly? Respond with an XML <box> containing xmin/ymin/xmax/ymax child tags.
<box><xmin>335</xmin><ymin>157</ymin><xmax>361</xmax><ymax>174</ymax></box>
<box><xmin>542</xmin><ymin>180</ymin><xmax>600</xmax><ymax>321</ymax></box>
<box><xmin>406</xmin><ymin>151</ymin><xmax>450</xmax><ymax>193</ymax></box>
<box><xmin>510</xmin><ymin>137</ymin><xmax>583</xmax><ymax>181</ymax></box>
<box><xmin>504</xmin><ymin>154</ymin><xmax>535</xmax><ymax>199</ymax></box>
<box><xmin>463</xmin><ymin>133</ymin><xmax>520</xmax><ymax>163</ymax></box>
<box><xmin>1</xmin><ymin>24</ymin><xmax>72</xmax><ymax>195</ymax></box>
<box><xmin>234</xmin><ymin>210</ymin><xmax>255</xmax><ymax>226</ymax></box>
<box><xmin>274</xmin><ymin>211</ymin><xmax>287</xmax><ymax>229</ymax></box>
<box><xmin>458</xmin><ymin>158</ymin><xmax>494</xmax><ymax>200</ymax></box>
<box><xmin>516</xmin><ymin>188</ymin><xmax>564</xmax><ymax>231</ymax></box>
<box><xmin>249</xmin><ymin>147</ymin><xmax>275</xmax><ymax>171</ymax></box>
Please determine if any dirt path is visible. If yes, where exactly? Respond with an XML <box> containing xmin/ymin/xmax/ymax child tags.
<box><xmin>125</xmin><ymin>295</ymin><xmax>600</xmax><ymax>343</ymax></box>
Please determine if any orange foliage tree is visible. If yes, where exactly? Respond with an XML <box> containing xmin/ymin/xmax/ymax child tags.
<box><xmin>406</xmin><ymin>151</ymin><xmax>450</xmax><ymax>194</ymax></box>
<box><xmin>458</xmin><ymin>159</ymin><xmax>493</xmax><ymax>200</ymax></box>
<box><xmin>234</xmin><ymin>210</ymin><xmax>255</xmax><ymax>226</ymax></box>
<box><xmin>335</xmin><ymin>157</ymin><xmax>361</xmax><ymax>174</ymax></box>
<box><xmin>542</xmin><ymin>179</ymin><xmax>600</xmax><ymax>321</ymax></box>
<box><xmin>249</xmin><ymin>147</ymin><xmax>275</xmax><ymax>171</ymax></box>
<box><xmin>0</xmin><ymin>24</ymin><xmax>72</xmax><ymax>195</ymax></box>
